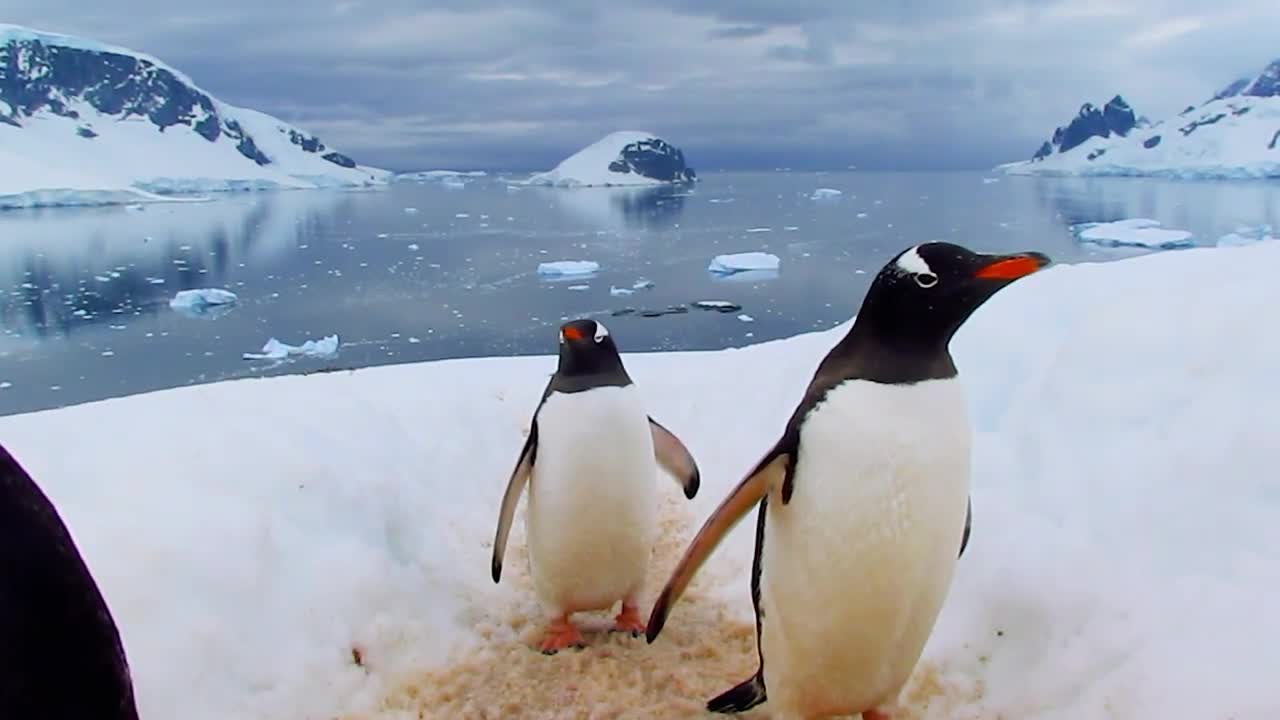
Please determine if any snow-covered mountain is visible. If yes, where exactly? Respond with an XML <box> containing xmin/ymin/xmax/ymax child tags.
<box><xmin>0</xmin><ymin>24</ymin><xmax>389</xmax><ymax>209</ymax></box>
<box><xmin>1000</xmin><ymin>58</ymin><xmax>1280</xmax><ymax>179</ymax></box>
<box><xmin>526</xmin><ymin>131</ymin><xmax>697</xmax><ymax>187</ymax></box>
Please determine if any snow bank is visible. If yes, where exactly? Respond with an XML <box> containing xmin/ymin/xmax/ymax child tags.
<box><xmin>536</xmin><ymin>260</ymin><xmax>600</xmax><ymax>277</ymax></box>
<box><xmin>707</xmin><ymin>251</ymin><xmax>781</xmax><ymax>274</ymax></box>
<box><xmin>1072</xmin><ymin>218</ymin><xmax>1195</xmax><ymax>249</ymax></box>
<box><xmin>2</xmin><ymin>242</ymin><xmax>1279</xmax><ymax>718</ymax></box>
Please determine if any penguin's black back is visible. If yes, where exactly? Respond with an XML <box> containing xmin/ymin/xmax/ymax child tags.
<box><xmin>0</xmin><ymin>444</ymin><xmax>140</xmax><ymax>719</ymax></box>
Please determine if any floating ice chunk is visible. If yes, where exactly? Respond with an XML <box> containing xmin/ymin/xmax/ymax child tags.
<box><xmin>243</xmin><ymin>335</ymin><xmax>340</xmax><ymax>360</ymax></box>
<box><xmin>1073</xmin><ymin>218</ymin><xmax>1195</xmax><ymax>250</ymax></box>
<box><xmin>810</xmin><ymin>188</ymin><xmax>842</xmax><ymax>200</ymax></box>
<box><xmin>737</xmin><ymin>314</ymin><xmax>754</xmax><ymax>322</ymax></box>
<box><xmin>745</xmin><ymin>227</ymin><xmax>772</xmax><ymax>233</ymax></box>
<box><xmin>610</xmin><ymin>286</ymin><xmax>635</xmax><ymax>296</ymax></box>
<box><xmin>708</xmin><ymin>252</ymin><xmax>781</xmax><ymax>275</ymax></box>
<box><xmin>692</xmin><ymin>300</ymin><xmax>743</xmax><ymax>313</ymax></box>
<box><xmin>567</xmin><ymin>285</ymin><xmax>590</xmax><ymax>291</ymax></box>
<box><xmin>1217</xmin><ymin>224</ymin><xmax>1276</xmax><ymax>248</ymax></box>
<box><xmin>0</xmin><ymin>382</ymin><xmax>11</xmax><ymax>389</ymax></box>
<box><xmin>982</xmin><ymin>178</ymin><xmax>1001</xmax><ymax>184</ymax></box>
<box><xmin>633</xmin><ymin>279</ymin><xmax>655</xmax><ymax>290</ymax></box>
<box><xmin>537</xmin><ymin>260</ymin><xmax>600</xmax><ymax>277</ymax></box>
<box><xmin>169</xmin><ymin>288</ymin><xmax>238</xmax><ymax>317</ymax></box>
<box><xmin>403</xmin><ymin>207</ymin><xmax>419</xmax><ymax>214</ymax></box>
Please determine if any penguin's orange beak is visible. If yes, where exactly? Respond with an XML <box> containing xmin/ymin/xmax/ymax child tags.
<box><xmin>974</xmin><ymin>252</ymin><xmax>1050</xmax><ymax>280</ymax></box>
<box><xmin>561</xmin><ymin>326</ymin><xmax>584</xmax><ymax>341</ymax></box>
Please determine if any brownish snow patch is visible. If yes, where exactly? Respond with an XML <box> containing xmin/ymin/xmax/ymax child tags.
<box><xmin>347</xmin><ymin>489</ymin><xmax>987</xmax><ymax>719</ymax></box>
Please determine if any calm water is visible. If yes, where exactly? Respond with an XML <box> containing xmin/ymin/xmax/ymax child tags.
<box><xmin>2</xmin><ymin>170</ymin><xmax>1278</xmax><ymax>416</ymax></box>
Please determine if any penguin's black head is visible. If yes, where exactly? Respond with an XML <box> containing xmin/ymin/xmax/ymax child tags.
<box><xmin>555</xmin><ymin>318</ymin><xmax>627</xmax><ymax>380</ymax></box>
<box><xmin>838</xmin><ymin>242</ymin><xmax>1049</xmax><ymax>381</ymax></box>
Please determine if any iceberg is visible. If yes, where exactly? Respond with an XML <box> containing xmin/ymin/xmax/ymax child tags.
<box><xmin>169</xmin><ymin>288</ymin><xmax>238</xmax><ymax>317</ymax></box>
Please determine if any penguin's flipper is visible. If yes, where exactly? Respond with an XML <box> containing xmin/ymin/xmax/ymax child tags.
<box><xmin>648</xmin><ymin>417</ymin><xmax>700</xmax><ymax>499</ymax></box>
<box><xmin>491</xmin><ymin>421</ymin><xmax>537</xmax><ymax>583</ymax></box>
<box><xmin>958</xmin><ymin>496</ymin><xmax>972</xmax><ymax>558</ymax></box>
<box><xmin>707</xmin><ymin>672</ymin><xmax>767</xmax><ymax>714</ymax></box>
<box><xmin>645</xmin><ymin>451</ymin><xmax>789</xmax><ymax>643</ymax></box>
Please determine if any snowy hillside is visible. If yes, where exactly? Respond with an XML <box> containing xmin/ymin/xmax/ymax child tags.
<box><xmin>527</xmin><ymin>131</ymin><xmax>697</xmax><ymax>187</ymax></box>
<box><xmin>1000</xmin><ymin>58</ymin><xmax>1280</xmax><ymax>179</ymax></box>
<box><xmin>2</xmin><ymin>239</ymin><xmax>1279</xmax><ymax>718</ymax></box>
<box><xmin>0</xmin><ymin>25</ymin><xmax>389</xmax><ymax>209</ymax></box>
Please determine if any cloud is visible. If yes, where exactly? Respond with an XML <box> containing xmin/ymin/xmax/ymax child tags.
<box><xmin>4</xmin><ymin>0</ymin><xmax>1280</xmax><ymax>171</ymax></box>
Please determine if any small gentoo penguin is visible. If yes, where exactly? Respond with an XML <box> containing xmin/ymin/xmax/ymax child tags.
<box><xmin>0</xmin><ymin>443</ymin><xmax>140</xmax><ymax>719</ymax></box>
<box><xmin>491</xmin><ymin>318</ymin><xmax>701</xmax><ymax>654</ymax></box>
<box><xmin>645</xmin><ymin>242</ymin><xmax>1049</xmax><ymax>719</ymax></box>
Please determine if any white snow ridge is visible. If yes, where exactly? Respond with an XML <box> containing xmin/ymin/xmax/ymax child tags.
<box><xmin>2</xmin><ymin>242</ymin><xmax>1280</xmax><ymax>719</ymax></box>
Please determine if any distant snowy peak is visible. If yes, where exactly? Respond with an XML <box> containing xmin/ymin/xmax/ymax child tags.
<box><xmin>0</xmin><ymin>24</ymin><xmax>387</xmax><ymax>208</ymax></box>
<box><xmin>527</xmin><ymin>131</ymin><xmax>696</xmax><ymax>188</ymax></box>
<box><xmin>1002</xmin><ymin>57</ymin><xmax>1280</xmax><ymax>180</ymax></box>
<box><xmin>1031</xmin><ymin>95</ymin><xmax>1140</xmax><ymax>160</ymax></box>
<box><xmin>1212</xmin><ymin>58</ymin><xmax>1280</xmax><ymax>101</ymax></box>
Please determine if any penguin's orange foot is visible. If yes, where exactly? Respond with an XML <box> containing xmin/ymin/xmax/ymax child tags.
<box><xmin>863</xmin><ymin>709</ymin><xmax>893</xmax><ymax>720</ymax></box>
<box><xmin>612</xmin><ymin>602</ymin><xmax>646</xmax><ymax>637</ymax></box>
<box><xmin>539</xmin><ymin>617</ymin><xmax>585</xmax><ymax>655</ymax></box>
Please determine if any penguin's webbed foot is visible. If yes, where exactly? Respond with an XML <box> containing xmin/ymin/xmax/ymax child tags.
<box><xmin>863</xmin><ymin>709</ymin><xmax>893</xmax><ymax>720</ymax></box>
<box><xmin>539</xmin><ymin>616</ymin><xmax>586</xmax><ymax>654</ymax></box>
<box><xmin>612</xmin><ymin>602</ymin><xmax>646</xmax><ymax>637</ymax></box>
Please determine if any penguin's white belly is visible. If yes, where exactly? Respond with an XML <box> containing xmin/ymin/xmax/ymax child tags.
<box><xmin>759</xmin><ymin>378</ymin><xmax>971</xmax><ymax>717</ymax></box>
<box><xmin>525</xmin><ymin>385</ymin><xmax>657</xmax><ymax>614</ymax></box>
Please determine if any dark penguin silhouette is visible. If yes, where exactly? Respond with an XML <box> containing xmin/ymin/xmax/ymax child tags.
<box><xmin>0</xmin><ymin>443</ymin><xmax>140</xmax><ymax>719</ymax></box>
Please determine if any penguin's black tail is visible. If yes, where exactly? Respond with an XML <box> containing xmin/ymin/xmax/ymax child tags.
<box><xmin>706</xmin><ymin>672</ymin><xmax>766</xmax><ymax>714</ymax></box>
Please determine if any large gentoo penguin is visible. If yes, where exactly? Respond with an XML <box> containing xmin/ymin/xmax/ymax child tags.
<box><xmin>0</xmin><ymin>443</ymin><xmax>140</xmax><ymax>719</ymax></box>
<box><xmin>491</xmin><ymin>318</ymin><xmax>701</xmax><ymax>654</ymax></box>
<box><xmin>645</xmin><ymin>242</ymin><xmax>1049</xmax><ymax>719</ymax></box>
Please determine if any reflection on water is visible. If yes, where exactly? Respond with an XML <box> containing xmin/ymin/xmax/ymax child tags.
<box><xmin>2</xmin><ymin>171</ymin><xmax>1280</xmax><ymax>417</ymax></box>
<box><xmin>0</xmin><ymin>190</ymin><xmax>355</xmax><ymax>338</ymax></box>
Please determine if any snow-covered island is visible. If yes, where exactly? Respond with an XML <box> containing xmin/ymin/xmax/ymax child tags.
<box><xmin>999</xmin><ymin>57</ymin><xmax>1280</xmax><ymax>179</ymax></box>
<box><xmin>526</xmin><ymin>131</ymin><xmax>697</xmax><ymax>187</ymax></box>
<box><xmin>0</xmin><ymin>24</ymin><xmax>390</xmax><ymax>209</ymax></box>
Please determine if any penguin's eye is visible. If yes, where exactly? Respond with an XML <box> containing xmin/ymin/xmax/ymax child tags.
<box><xmin>915</xmin><ymin>273</ymin><xmax>938</xmax><ymax>288</ymax></box>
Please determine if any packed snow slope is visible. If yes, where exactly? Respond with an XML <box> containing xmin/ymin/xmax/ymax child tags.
<box><xmin>1001</xmin><ymin>58</ymin><xmax>1280</xmax><ymax>179</ymax></box>
<box><xmin>526</xmin><ymin>131</ymin><xmax>697</xmax><ymax>187</ymax></box>
<box><xmin>2</xmin><ymin>240</ymin><xmax>1279</xmax><ymax>718</ymax></box>
<box><xmin>0</xmin><ymin>24</ymin><xmax>389</xmax><ymax>209</ymax></box>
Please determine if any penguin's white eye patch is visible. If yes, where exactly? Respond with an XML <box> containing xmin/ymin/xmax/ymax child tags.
<box><xmin>915</xmin><ymin>272</ymin><xmax>938</xmax><ymax>288</ymax></box>
<box><xmin>593</xmin><ymin>321</ymin><xmax>609</xmax><ymax>342</ymax></box>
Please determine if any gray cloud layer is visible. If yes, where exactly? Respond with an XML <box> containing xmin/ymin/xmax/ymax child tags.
<box><xmin>6</xmin><ymin>0</ymin><xmax>1280</xmax><ymax>171</ymax></box>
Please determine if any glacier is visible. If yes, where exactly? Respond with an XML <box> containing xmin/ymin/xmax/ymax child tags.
<box><xmin>0</xmin><ymin>24</ymin><xmax>390</xmax><ymax>210</ymax></box>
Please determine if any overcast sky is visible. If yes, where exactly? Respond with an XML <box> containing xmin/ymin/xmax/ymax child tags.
<box><xmin>5</xmin><ymin>0</ymin><xmax>1280</xmax><ymax>172</ymax></box>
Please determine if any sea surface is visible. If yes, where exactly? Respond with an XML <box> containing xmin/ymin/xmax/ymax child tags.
<box><xmin>2</xmin><ymin>170</ymin><xmax>1277</xmax><ymax>416</ymax></box>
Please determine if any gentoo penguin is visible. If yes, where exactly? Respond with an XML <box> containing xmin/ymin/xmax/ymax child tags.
<box><xmin>0</xmin><ymin>443</ymin><xmax>140</xmax><ymax>719</ymax></box>
<box><xmin>645</xmin><ymin>242</ymin><xmax>1049</xmax><ymax>719</ymax></box>
<box><xmin>491</xmin><ymin>318</ymin><xmax>701</xmax><ymax>654</ymax></box>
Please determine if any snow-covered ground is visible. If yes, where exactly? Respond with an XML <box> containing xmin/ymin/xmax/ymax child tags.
<box><xmin>2</xmin><ymin>240</ymin><xmax>1279</xmax><ymax>718</ymax></box>
<box><xmin>0</xmin><ymin>25</ymin><xmax>389</xmax><ymax>209</ymax></box>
